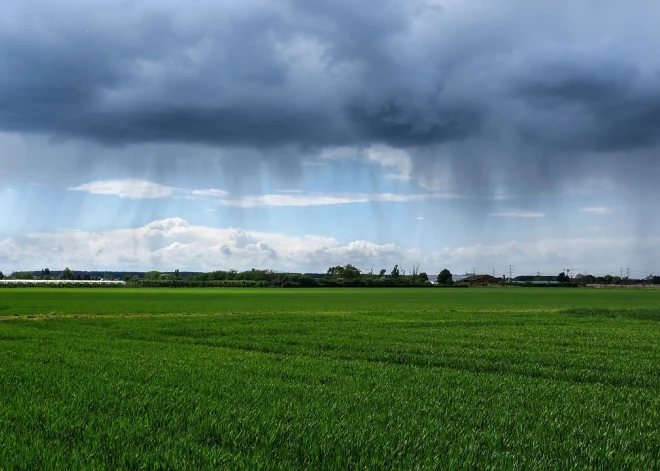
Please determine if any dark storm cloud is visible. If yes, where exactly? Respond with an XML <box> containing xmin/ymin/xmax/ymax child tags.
<box><xmin>1</xmin><ymin>0</ymin><xmax>660</xmax><ymax>194</ymax></box>
<box><xmin>346</xmin><ymin>100</ymin><xmax>482</xmax><ymax>147</ymax></box>
<box><xmin>513</xmin><ymin>50</ymin><xmax>660</xmax><ymax>153</ymax></box>
<box><xmin>0</xmin><ymin>0</ymin><xmax>482</xmax><ymax>147</ymax></box>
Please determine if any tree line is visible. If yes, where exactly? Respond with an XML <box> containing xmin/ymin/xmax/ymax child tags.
<box><xmin>3</xmin><ymin>266</ymin><xmax>659</xmax><ymax>288</ymax></box>
<box><xmin>0</xmin><ymin>265</ymin><xmax>458</xmax><ymax>288</ymax></box>
<box><xmin>556</xmin><ymin>273</ymin><xmax>660</xmax><ymax>285</ymax></box>
<box><xmin>129</xmin><ymin>265</ymin><xmax>444</xmax><ymax>288</ymax></box>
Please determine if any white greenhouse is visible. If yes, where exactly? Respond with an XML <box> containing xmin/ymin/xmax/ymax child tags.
<box><xmin>0</xmin><ymin>280</ymin><xmax>126</xmax><ymax>286</ymax></box>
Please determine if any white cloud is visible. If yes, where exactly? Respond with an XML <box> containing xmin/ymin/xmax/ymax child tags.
<box><xmin>1</xmin><ymin>218</ymin><xmax>659</xmax><ymax>275</ymax></box>
<box><xmin>491</xmin><ymin>190</ymin><xmax>516</xmax><ymax>200</ymax></box>
<box><xmin>191</xmin><ymin>188</ymin><xmax>230</xmax><ymax>198</ymax></box>
<box><xmin>5</xmin><ymin>188</ymin><xmax>13</xmax><ymax>192</ymax></box>
<box><xmin>416</xmin><ymin>216</ymin><xmax>425</xmax><ymax>220</ymax></box>
<box><xmin>68</xmin><ymin>179</ymin><xmax>178</xmax><ymax>199</ymax></box>
<box><xmin>68</xmin><ymin>179</ymin><xmax>231</xmax><ymax>200</ymax></box>
<box><xmin>216</xmin><ymin>191</ymin><xmax>459</xmax><ymax>208</ymax></box>
<box><xmin>438</xmin><ymin>237</ymin><xmax>660</xmax><ymax>277</ymax></box>
<box><xmin>66</xmin><ymin>179</ymin><xmax>457</xmax><ymax>207</ymax></box>
<box><xmin>580</xmin><ymin>206</ymin><xmax>616</xmax><ymax>215</ymax></box>
<box><xmin>490</xmin><ymin>209</ymin><xmax>545</xmax><ymax>218</ymax></box>
<box><xmin>0</xmin><ymin>218</ymin><xmax>402</xmax><ymax>272</ymax></box>
<box><xmin>364</xmin><ymin>145</ymin><xmax>413</xmax><ymax>181</ymax></box>
<box><xmin>319</xmin><ymin>144</ymin><xmax>413</xmax><ymax>182</ymax></box>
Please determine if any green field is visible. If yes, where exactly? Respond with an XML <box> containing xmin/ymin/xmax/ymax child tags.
<box><xmin>1</xmin><ymin>288</ymin><xmax>660</xmax><ymax>469</ymax></box>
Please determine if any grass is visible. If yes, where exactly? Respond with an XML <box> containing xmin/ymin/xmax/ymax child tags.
<box><xmin>1</xmin><ymin>288</ymin><xmax>660</xmax><ymax>469</ymax></box>
<box><xmin>2</xmin><ymin>287</ymin><xmax>660</xmax><ymax>317</ymax></box>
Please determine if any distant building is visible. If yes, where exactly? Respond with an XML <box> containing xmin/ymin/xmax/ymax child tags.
<box><xmin>430</xmin><ymin>274</ymin><xmax>502</xmax><ymax>284</ymax></box>
<box><xmin>460</xmin><ymin>274</ymin><xmax>502</xmax><ymax>284</ymax></box>
<box><xmin>0</xmin><ymin>280</ymin><xmax>126</xmax><ymax>285</ymax></box>
<box><xmin>511</xmin><ymin>275</ymin><xmax>559</xmax><ymax>284</ymax></box>
<box><xmin>451</xmin><ymin>274</ymin><xmax>472</xmax><ymax>283</ymax></box>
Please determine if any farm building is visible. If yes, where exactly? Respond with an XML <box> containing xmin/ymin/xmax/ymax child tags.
<box><xmin>451</xmin><ymin>274</ymin><xmax>472</xmax><ymax>283</ymax></box>
<box><xmin>511</xmin><ymin>276</ymin><xmax>559</xmax><ymax>285</ymax></box>
<box><xmin>459</xmin><ymin>274</ymin><xmax>502</xmax><ymax>284</ymax></box>
<box><xmin>0</xmin><ymin>280</ymin><xmax>126</xmax><ymax>286</ymax></box>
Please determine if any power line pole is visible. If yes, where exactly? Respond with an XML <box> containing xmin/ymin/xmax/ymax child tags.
<box><xmin>626</xmin><ymin>267</ymin><xmax>630</xmax><ymax>279</ymax></box>
<box><xmin>508</xmin><ymin>264</ymin><xmax>514</xmax><ymax>280</ymax></box>
<box><xmin>620</xmin><ymin>267</ymin><xmax>623</xmax><ymax>278</ymax></box>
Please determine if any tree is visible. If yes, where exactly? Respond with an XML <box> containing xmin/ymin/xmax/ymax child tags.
<box><xmin>437</xmin><ymin>269</ymin><xmax>453</xmax><ymax>286</ymax></box>
<box><xmin>40</xmin><ymin>268</ymin><xmax>51</xmax><ymax>279</ymax></box>
<box><xmin>174</xmin><ymin>269</ymin><xmax>181</xmax><ymax>279</ymax></box>
<box><xmin>60</xmin><ymin>267</ymin><xmax>75</xmax><ymax>280</ymax></box>
<box><xmin>0</xmin><ymin>271</ymin><xmax>3</xmax><ymax>280</ymax></box>
<box><xmin>325</xmin><ymin>264</ymin><xmax>361</xmax><ymax>280</ymax></box>
<box><xmin>557</xmin><ymin>272</ymin><xmax>567</xmax><ymax>283</ymax></box>
<box><xmin>418</xmin><ymin>272</ymin><xmax>429</xmax><ymax>283</ymax></box>
<box><xmin>326</xmin><ymin>266</ymin><xmax>343</xmax><ymax>280</ymax></box>
<box><xmin>144</xmin><ymin>270</ymin><xmax>162</xmax><ymax>281</ymax></box>
<box><xmin>342</xmin><ymin>264</ymin><xmax>361</xmax><ymax>280</ymax></box>
<box><xmin>378</xmin><ymin>269</ymin><xmax>386</xmax><ymax>277</ymax></box>
<box><xmin>580</xmin><ymin>274</ymin><xmax>595</xmax><ymax>284</ymax></box>
<box><xmin>390</xmin><ymin>265</ymin><xmax>400</xmax><ymax>278</ymax></box>
<box><xmin>12</xmin><ymin>271</ymin><xmax>34</xmax><ymax>280</ymax></box>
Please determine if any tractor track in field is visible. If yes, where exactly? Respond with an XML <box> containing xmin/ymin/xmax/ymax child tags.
<box><xmin>0</xmin><ymin>312</ymin><xmax>242</xmax><ymax>321</ymax></box>
<box><xmin>0</xmin><ymin>308</ymin><xmax>564</xmax><ymax>321</ymax></box>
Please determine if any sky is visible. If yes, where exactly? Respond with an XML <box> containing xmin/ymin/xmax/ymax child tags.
<box><xmin>1</xmin><ymin>0</ymin><xmax>659</xmax><ymax>277</ymax></box>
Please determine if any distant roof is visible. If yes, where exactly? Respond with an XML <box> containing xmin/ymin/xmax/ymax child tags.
<box><xmin>513</xmin><ymin>275</ymin><xmax>558</xmax><ymax>282</ymax></box>
<box><xmin>0</xmin><ymin>280</ymin><xmax>126</xmax><ymax>285</ymax></box>
<box><xmin>461</xmin><ymin>274</ymin><xmax>501</xmax><ymax>282</ymax></box>
<box><xmin>452</xmin><ymin>274</ymin><xmax>471</xmax><ymax>282</ymax></box>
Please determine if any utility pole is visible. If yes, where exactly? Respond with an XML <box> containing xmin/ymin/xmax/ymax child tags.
<box><xmin>626</xmin><ymin>267</ymin><xmax>630</xmax><ymax>279</ymax></box>
<box><xmin>471</xmin><ymin>267</ymin><xmax>477</xmax><ymax>275</ymax></box>
<box><xmin>508</xmin><ymin>264</ymin><xmax>514</xmax><ymax>280</ymax></box>
<box><xmin>620</xmin><ymin>267</ymin><xmax>623</xmax><ymax>278</ymax></box>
